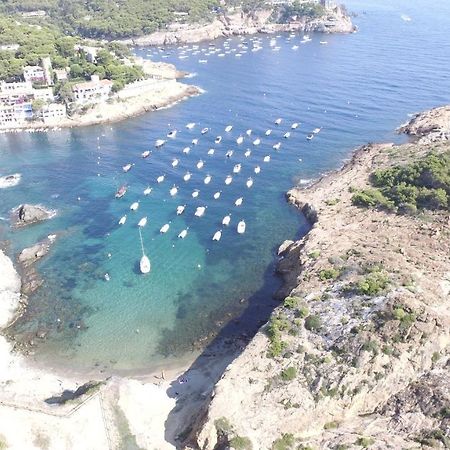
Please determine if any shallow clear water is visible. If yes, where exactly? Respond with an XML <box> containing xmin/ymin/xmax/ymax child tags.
<box><xmin>1</xmin><ymin>0</ymin><xmax>449</xmax><ymax>374</ymax></box>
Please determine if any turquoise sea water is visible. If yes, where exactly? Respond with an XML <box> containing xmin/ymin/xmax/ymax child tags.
<box><xmin>1</xmin><ymin>0</ymin><xmax>449</xmax><ymax>374</ymax></box>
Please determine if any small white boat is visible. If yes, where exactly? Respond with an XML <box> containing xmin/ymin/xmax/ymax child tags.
<box><xmin>263</xmin><ymin>155</ymin><xmax>271</xmax><ymax>162</ymax></box>
<box><xmin>291</xmin><ymin>123</ymin><xmax>299</xmax><ymax>129</ymax></box>
<box><xmin>244</xmin><ymin>149</ymin><xmax>251</xmax><ymax>157</ymax></box>
<box><xmin>178</xmin><ymin>229</ymin><xmax>188</xmax><ymax>239</ymax></box>
<box><xmin>207</xmin><ymin>148</ymin><xmax>215</xmax><ymax>156</ymax></box>
<box><xmin>225</xmin><ymin>125</ymin><xmax>233</xmax><ymax>132</ymax></box>
<box><xmin>235</xmin><ymin>197</ymin><xmax>243</xmax><ymax>206</ymax></box>
<box><xmin>170</xmin><ymin>186</ymin><xmax>178</xmax><ymax>196</ymax></box>
<box><xmin>237</xmin><ymin>220</ymin><xmax>246</xmax><ymax>234</ymax></box>
<box><xmin>160</xmin><ymin>223</ymin><xmax>170</xmax><ymax>233</ymax></box>
<box><xmin>192</xmin><ymin>190</ymin><xmax>199</xmax><ymax>198</ymax></box>
<box><xmin>254</xmin><ymin>166</ymin><xmax>261</xmax><ymax>174</ymax></box>
<box><xmin>183</xmin><ymin>172</ymin><xmax>192</xmax><ymax>182</ymax></box>
<box><xmin>246</xmin><ymin>129</ymin><xmax>252</xmax><ymax>136</ymax></box>
<box><xmin>192</xmin><ymin>138</ymin><xmax>199</xmax><ymax>145</ymax></box>
<box><xmin>105</xmin><ymin>273</ymin><xmax>110</xmax><ymax>281</ymax></box>
<box><xmin>212</xmin><ymin>230</ymin><xmax>222</xmax><ymax>241</ymax></box>
<box><xmin>307</xmin><ymin>134</ymin><xmax>314</xmax><ymax>140</ymax></box>
<box><xmin>143</xmin><ymin>186</ymin><xmax>152</xmax><ymax>195</ymax></box>
<box><xmin>183</xmin><ymin>146</ymin><xmax>191</xmax><ymax>154</ymax></box>
<box><xmin>253</xmin><ymin>138</ymin><xmax>261</xmax><ymax>146</ymax></box>
<box><xmin>201</xmin><ymin>127</ymin><xmax>209</xmax><ymax>135</ymax></box>
<box><xmin>186</xmin><ymin>122</ymin><xmax>196</xmax><ymax>129</ymax></box>
<box><xmin>226</xmin><ymin>150</ymin><xmax>234</xmax><ymax>158</ymax></box>
<box><xmin>292</xmin><ymin>45</ymin><xmax>299</xmax><ymax>50</ymax></box>
<box><xmin>213</xmin><ymin>191</ymin><xmax>221</xmax><ymax>199</ymax></box>
<box><xmin>313</xmin><ymin>127</ymin><xmax>322</xmax><ymax>134</ymax></box>
<box><xmin>140</xmin><ymin>255</ymin><xmax>151</xmax><ymax>274</ymax></box>
<box><xmin>320</xmin><ymin>41</ymin><xmax>328</xmax><ymax>45</ymax></box>
<box><xmin>138</xmin><ymin>217</ymin><xmax>147</xmax><ymax>227</ymax></box>
<box><xmin>215</xmin><ymin>136</ymin><xmax>222</xmax><ymax>144</ymax></box>
<box><xmin>167</xmin><ymin>130</ymin><xmax>177</xmax><ymax>139</ymax></box>
<box><xmin>130</xmin><ymin>201</ymin><xmax>139</xmax><ymax>211</ymax></box>
<box><xmin>246</xmin><ymin>178</ymin><xmax>254</xmax><ymax>188</ymax></box>
<box><xmin>172</xmin><ymin>159</ymin><xmax>179</xmax><ymax>167</ymax></box>
<box><xmin>155</xmin><ymin>139</ymin><xmax>166</xmax><ymax>148</ymax></box>
<box><xmin>177</xmin><ymin>205</ymin><xmax>186</xmax><ymax>215</ymax></box>
<box><xmin>273</xmin><ymin>142</ymin><xmax>281</xmax><ymax>150</ymax></box>
<box><xmin>233</xmin><ymin>164</ymin><xmax>241</xmax><ymax>174</ymax></box>
<box><xmin>283</xmin><ymin>132</ymin><xmax>291</xmax><ymax>139</ymax></box>
<box><xmin>195</xmin><ymin>206</ymin><xmax>206</xmax><ymax>217</ymax></box>
<box><xmin>225</xmin><ymin>175</ymin><xmax>233</xmax><ymax>185</ymax></box>
<box><xmin>204</xmin><ymin>175</ymin><xmax>212</xmax><ymax>184</ymax></box>
<box><xmin>197</xmin><ymin>160</ymin><xmax>204</xmax><ymax>169</ymax></box>
<box><xmin>141</xmin><ymin>150</ymin><xmax>151</xmax><ymax>158</ymax></box>
<box><xmin>275</xmin><ymin>118</ymin><xmax>282</xmax><ymax>125</ymax></box>
<box><xmin>157</xmin><ymin>175</ymin><xmax>165</xmax><ymax>183</ymax></box>
<box><xmin>265</xmin><ymin>129</ymin><xmax>272</xmax><ymax>136</ymax></box>
<box><xmin>115</xmin><ymin>184</ymin><xmax>127</xmax><ymax>198</ymax></box>
<box><xmin>222</xmin><ymin>214</ymin><xmax>231</xmax><ymax>226</ymax></box>
<box><xmin>119</xmin><ymin>215</ymin><xmax>127</xmax><ymax>225</ymax></box>
<box><xmin>123</xmin><ymin>163</ymin><xmax>133</xmax><ymax>172</ymax></box>
<box><xmin>236</xmin><ymin>136</ymin><xmax>244</xmax><ymax>145</ymax></box>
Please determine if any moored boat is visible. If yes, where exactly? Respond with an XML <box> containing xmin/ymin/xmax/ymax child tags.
<box><xmin>115</xmin><ymin>184</ymin><xmax>127</xmax><ymax>198</ymax></box>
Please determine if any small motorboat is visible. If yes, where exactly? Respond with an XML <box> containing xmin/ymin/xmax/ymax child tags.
<box><xmin>172</xmin><ymin>159</ymin><xmax>179</xmax><ymax>167</ymax></box>
<box><xmin>212</xmin><ymin>230</ymin><xmax>222</xmax><ymax>241</ymax></box>
<box><xmin>192</xmin><ymin>138</ymin><xmax>199</xmax><ymax>145</ymax></box>
<box><xmin>273</xmin><ymin>142</ymin><xmax>281</xmax><ymax>150</ymax></box>
<box><xmin>222</xmin><ymin>215</ymin><xmax>231</xmax><ymax>226</ymax></box>
<box><xmin>246</xmin><ymin>178</ymin><xmax>254</xmax><ymax>188</ymax></box>
<box><xmin>246</xmin><ymin>129</ymin><xmax>252</xmax><ymax>136</ymax></box>
<box><xmin>215</xmin><ymin>136</ymin><xmax>222</xmax><ymax>144</ymax></box>
<box><xmin>177</xmin><ymin>205</ymin><xmax>186</xmax><ymax>215</ymax></box>
<box><xmin>197</xmin><ymin>160</ymin><xmax>204</xmax><ymax>169</ymax></box>
<box><xmin>265</xmin><ymin>129</ymin><xmax>272</xmax><ymax>136</ymax></box>
<box><xmin>207</xmin><ymin>148</ymin><xmax>215</xmax><ymax>156</ymax></box>
<box><xmin>115</xmin><ymin>184</ymin><xmax>127</xmax><ymax>199</ymax></box>
<box><xmin>225</xmin><ymin>125</ymin><xmax>233</xmax><ymax>132</ymax></box>
<box><xmin>155</xmin><ymin>139</ymin><xmax>166</xmax><ymax>148</ymax></box>
<box><xmin>253</xmin><ymin>138</ymin><xmax>261</xmax><ymax>146</ymax></box>
<box><xmin>138</xmin><ymin>217</ymin><xmax>147</xmax><ymax>227</ymax></box>
<box><xmin>283</xmin><ymin>132</ymin><xmax>291</xmax><ymax>139</ymax></box>
<box><xmin>263</xmin><ymin>155</ymin><xmax>271</xmax><ymax>162</ymax></box>
<box><xmin>237</xmin><ymin>220</ymin><xmax>246</xmax><ymax>234</ymax></box>
<box><xmin>170</xmin><ymin>186</ymin><xmax>178</xmax><ymax>196</ymax></box>
<box><xmin>183</xmin><ymin>172</ymin><xmax>192</xmax><ymax>181</ymax></box>
<box><xmin>235</xmin><ymin>197</ymin><xmax>243</xmax><ymax>206</ymax></box>
<box><xmin>140</xmin><ymin>255</ymin><xmax>151</xmax><ymax>274</ymax></box>
<box><xmin>195</xmin><ymin>206</ymin><xmax>206</xmax><ymax>217</ymax></box>
<box><xmin>236</xmin><ymin>136</ymin><xmax>244</xmax><ymax>145</ymax></box>
<box><xmin>307</xmin><ymin>134</ymin><xmax>314</xmax><ymax>140</ymax></box>
<box><xmin>167</xmin><ymin>130</ymin><xmax>177</xmax><ymax>138</ymax></box>
<box><xmin>119</xmin><ymin>215</ymin><xmax>127</xmax><ymax>225</ymax></box>
<box><xmin>254</xmin><ymin>166</ymin><xmax>261</xmax><ymax>174</ymax></box>
<box><xmin>226</xmin><ymin>150</ymin><xmax>234</xmax><ymax>158</ymax></box>
<box><xmin>130</xmin><ymin>201</ymin><xmax>139</xmax><ymax>211</ymax></box>
<box><xmin>292</xmin><ymin>45</ymin><xmax>299</xmax><ymax>50</ymax></box>
<box><xmin>104</xmin><ymin>273</ymin><xmax>110</xmax><ymax>281</ymax></box>
<box><xmin>157</xmin><ymin>175</ymin><xmax>165</xmax><ymax>183</ymax></box>
<box><xmin>183</xmin><ymin>146</ymin><xmax>191</xmax><ymax>154</ymax></box>
<box><xmin>141</xmin><ymin>150</ymin><xmax>151</xmax><ymax>158</ymax></box>
<box><xmin>225</xmin><ymin>175</ymin><xmax>233</xmax><ymax>185</ymax></box>
<box><xmin>192</xmin><ymin>190</ymin><xmax>199</xmax><ymax>198</ymax></box>
<box><xmin>233</xmin><ymin>164</ymin><xmax>241</xmax><ymax>174</ymax></box>
<box><xmin>275</xmin><ymin>118</ymin><xmax>282</xmax><ymax>125</ymax></box>
<box><xmin>313</xmin><ymin>127</ymin><xmax>322</xmax><ymax>134</ymax></box>
<box><xmin>320</xmin><ymin>41</ymin><xmax>328</xmax><ymax>45</ymax></box>
<box><xmin>244</xmin><ymin>149</ymin><xmax>251</xmax><ymax>157</ymax></box>
<box><xmin>186</xmin><ymin>122</ymin><xmax>196</xmax><ymax>129</ymax></box>
<box><xmin>201</xmin><ymin>127</ymin><xmax>209</xmax><ymax>135</ymax></box>
<box><xmin>143</xmin><ymin>186</ymin><xmax>152</xmax><ymax>195</ymax></box>
<box><xmin>178</xmin><ymin>229</ymin><xmax>188</xmax><ymax>239</ymax></box>
<box><xmin>204</xmin><ymin>175</ymin><xmax>212</xmax><ymax>184</ymax></box>
<box><xmin>213</xmin><ymin>191</ymin><xmax>221</xmax><ymax>199</ymax></box>
<box><xmin>291</xmin><ymin>123</ymin><xmax>299</xmax><ymax>129</ymax></box>
<box><xmin>160</xmin><ymin>223</ymin><xmax>170</xmax><ymax>233</ymax></box>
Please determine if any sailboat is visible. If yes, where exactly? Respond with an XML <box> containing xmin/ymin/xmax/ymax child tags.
<box><xmin>139</xmin><ymin>228</ymin><xmax>151</xmax><ymax>274</ymax></box>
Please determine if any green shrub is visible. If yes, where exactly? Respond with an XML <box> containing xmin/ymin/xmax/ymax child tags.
<box><xmin>351</xmin><ymin>188</ymin><xmax>395</xmax><ymax>211</ymax></box>
<box><xmin>325</xmin><ymin>198</ymin><xmax>341</xmax><ymax>206</ymax></box>
<box><xmin>271</xmin><ymin>433</ymin><xmax>295</xmax><ymax>450</ymax></box>
<box><xmin>355</xmin><ymin>436</ymin><xmax>375</xmax><ymax>448</ymax></box>
<box><xmin>281</xmin><ymin>366</ymin><xmax>297</xmax><ymax>382</ymax></box>
<box><xmin>283</xmin><ymin>296</ymin><xmax>299</xmax><ymax>309</ymax></box>
<box><xmin>319</xmin><ymin>268</ymin><xmax>342</xmax><ymax>281</ymax></box>
<box><xmin>355</xmin><ymin>272</ymin><xmax>390</xmax><ymax>296</ymax></box>
<box><xmin>362</xmin><ymin>340</ymin><xmax>378</xmax><ymax>355</ymax></box>
<box><xmin>304</xmin><ymin>315</ymin><xmax>322</xmax><ymax>332</ymax></box>
<box><xmin>323</xmin><ymin>421</ymin><xmax>339</xmax><ymax>429</ymax></box>
<box><xmin>308</xmin><ymin>250</ymin><xmax>321</xmax><ymax>259</ymax></box>
<box><xmin>230</xmin><ymin>436</ymin><xmax>253</xmax><ymax>450</ymax></box>
<box><xmin>214</xmin><ymin>417</ymin><xmax>232</xmax><ymax>434</ymax></box>
<box><xmin>296</xmin><ymin>305</ymin><xmax>309</xmax><ymax>318</ymax></box>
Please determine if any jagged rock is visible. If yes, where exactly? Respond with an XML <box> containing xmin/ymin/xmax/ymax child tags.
<box><xmin>398</xmin><ymin>105</ymin><xmax>450</xmax><ymax>139</ymax></box>
<box><xmin>278</xmin><ymin>240</ymin><xmax>295</xmax><ymax>256</ymax></box>
<box><xmin>13</xmin><ymin>204</ymin><xmax>54</xmax><ymax>227</ymax></box>
<box><xmin>18</xmin><ymin>242</ymin><xmax>50</xmax><ymax>267</ymax></box>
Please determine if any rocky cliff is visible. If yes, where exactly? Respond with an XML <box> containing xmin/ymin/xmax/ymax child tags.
<box><xmin>191</xmin><ymin>110</ymin><xmax>450</xmax><ymax>450</ymax></box>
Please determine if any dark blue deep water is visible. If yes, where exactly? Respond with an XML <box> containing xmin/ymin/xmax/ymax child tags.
<box><xmin>1</xmin><ymin>0</ymin><xmax>449</xmax><ymax>373</ymax></box>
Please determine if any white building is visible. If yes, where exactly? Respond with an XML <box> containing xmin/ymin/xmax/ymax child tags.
<box><xmin>54</xmin><ymin>68</ymin><xmax>68</xmax><ymax>81</ymax></box>
<box><xmin>33</xmin><ymin>87</ymin><xmax>55</xmax><ymax>102</ymax></box>
<box><xmin>0</xmin><ymin>81</ymin><xmax>33</xmax><ymax>105</ymax></box>
<box><xmin>72</xmin><ymin>75</ymin><xmax>113</xmax><ymax>105</ymax></box>
<box><xmin>23</xmin><ymin>66</ymin><xmax>46</xmax><ymax>84</ymax></box>
<box><xmin>41</xmin><ymin>103</ymin><xmax>67</xmax><ymax>124</ymax></box>
<box><xmin>0</xmin><ymin>44</ymin><xmax>20</xmax><ymax>51</ymax></box>
<box><xmin>0</xmin><ymin>102</ymin><xmax>33</xmax><ymax>129</ymax></box>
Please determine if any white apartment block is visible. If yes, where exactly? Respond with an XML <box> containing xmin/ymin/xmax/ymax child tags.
<box><xmin>0</xmin><ymin>102</ymin><xmax>33</xmax><ymax>128</ymax></box>
<box><xmin>23</xmin><ymin>65</ymin><xmax>47</xmax><ymax>84</ymax></box>
<box><xmin>33</xmin><ymin>87</ymin><xmax>55</xmax><ymax>102</ymax></box>
<box><xmin>72</xmin><ymin>75</ymin><xmax>113</xmax><ymax>105</ymax></box>
<box><xmin>0</xmin><ymin>81</ymin><xmax>33</xmax><ymax>105</ymax></box>
<box><xmin>42</xmin><ymin>103</ymin><xmax>67</xmax><ymax>124</ymax></box>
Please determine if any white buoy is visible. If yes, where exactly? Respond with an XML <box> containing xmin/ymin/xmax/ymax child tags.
<box><xmin>160</xmin><ymin>223</ymin><xmax>170</xmax><ymax>233</ymax></box>
<box><xmin>222</xmin><ymin>215</ymin><xmax>231</xmax><ymax>226</ymax></box>
<box><xmin>235</xmin><ymin>197</ymin><xmax>243</xmax><ymax>206</ymax></box>
<box><xmin>130</xmin><ymin>201</ymin><xmax>139</xmax><ymax>211</ymax></box>
<box><xmin>138</xmin><ymin>217</ymin><xmax>147</xmax><ymax>227</ymax></box>
<box><xmin>119</xmin><ymin>215</ymin><xmax>127</xmax><ymax>225</ymax></box>
<box><xmin>213</xmin><ymin>191</ymin><xmax>221</xmax><ymax>199</ymax></box>
<box><xmin>212</xmin><ymin>230</ymin><xmax>222</xmax><ymax>241</ymax></box>
<box><xmin>246</xmin><ymin>178</ymin><xmax>254</xmax><ymax>188</ymax></box>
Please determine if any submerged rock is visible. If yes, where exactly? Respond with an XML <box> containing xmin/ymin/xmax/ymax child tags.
<box><xmin>13</xmin><ymin>204</ymin><xmax>55</xmax><ymax>227</ymax></box>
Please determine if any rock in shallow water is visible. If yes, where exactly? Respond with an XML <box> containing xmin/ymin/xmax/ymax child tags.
<box><xmin>13</xmin><ymin>204</ymin><xmax>55</xmax><ymax>227</ymax></box>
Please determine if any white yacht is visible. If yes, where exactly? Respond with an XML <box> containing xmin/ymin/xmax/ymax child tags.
<box><xmin>178</xmin><ymin>229</ymin><xmax>188</xmax><ymax>239</ymax></box>
<box><xmin>138</xmin><ymin>217</ymin><xmax>147</xmax><ymax>227</ymax></box>
<box><xmin>233</xmin><ymin>164</ymin><xmax>241</xmax><ymax>174</ymax></box>
<box><xmin>237</xmin><ymin>220</ymin><xmax>246</xmax><ymax>234</ymax></box>
<box><xmin>143</xmin><ymin>186</ymin><xmax>152</xmax><ymax>195</ymax></box>
<box><xmin>130</xmin><ymin>201</ymin><xmax>139</xmax><ymax>211</ymax></box>
<box><xmin>212</xmin><ymin>230</ymin><xmax>222</xmax><ymax>241</ymax></box>
<box><xmin>246</xmin><ymin>178</ymin><xmax>254</xmax><ymax>188</ymax></box>
<box><xmin>155</xmin><ymin>139</ymin><xmax>166</xmax><ymax>148</ymax></box>
<box><xmin>160</xmin><ymin>223</ymin><xmax>170</xmax><ymax>233</ymax></box>
<box><xmin>195</xmin><ymin>206</ymin><xmax>206</xmax><ymax>217</ymax></box>
<box><xmin>222</xmin><ymin>215</ymin><xmax>231</xmax><ymax>226</ymax></box>
<box><xmin>183</xmin><ymin>172</ymin><xmax>192</xmax><ymax>181</ymax></box>
<box><xmin>177</xmin><ymin>205</ymin><xmax>186</xmax><ymax>215</ymax></box>
<box><xmin>119</xmin><ymin>215</ymin><xmax>127</xmax><ymax>225</ymax></box>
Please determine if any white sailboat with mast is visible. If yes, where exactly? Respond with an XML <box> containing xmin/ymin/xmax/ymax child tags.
<box><xmin>138</xmin><ymin>228</ymin><xmax>151</xmax><ymax>274</ymax></box>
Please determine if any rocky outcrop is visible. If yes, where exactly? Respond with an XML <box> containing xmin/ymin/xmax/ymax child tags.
<box><xmin>18</xmin><ymin>235</ymin><xmax>56</xmax><ymax>268</ymax></box>
<box><xmin>12</xmin><ymin>204</ymin><xmax>55</xmax><ymax>227</ymax></box>
<box><xmin>0</xmin><ymin>250</ymin><xmax>22</xmax><ymax>329</ymax></box>
<box><xmin>0</xmin><ymin>173</ymin><xmax>21</xmax><ymax>189</ymax></box>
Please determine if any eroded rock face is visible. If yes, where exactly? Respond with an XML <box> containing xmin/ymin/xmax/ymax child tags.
<box><xmin>13</xmin><ymin>204</ymin><xmax>54</xmax><ymax>227</ymax></box>
<box><xmin>18</xmin><ymin>241</ymin><xmax>51</xmax><ymax>267</ymax></box>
